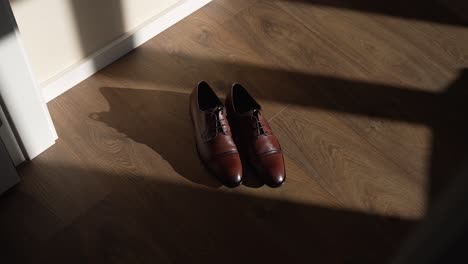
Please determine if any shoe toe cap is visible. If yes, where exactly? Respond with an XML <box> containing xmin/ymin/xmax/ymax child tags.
<box><xmin>211</xmin><ymin>153</ymin><xmax>243</xmax><ymax>187</ymax></box>
<box><xmin>258</xmin><ymin>153</ymin><xmax>285</xmax><ymax>187</ymax></box>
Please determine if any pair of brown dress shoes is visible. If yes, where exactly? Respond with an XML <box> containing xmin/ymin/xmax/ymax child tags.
<box><xmin>190</xmin><ymin>82</ymin><xmax>285</xmax><ymax>187</ymax></box>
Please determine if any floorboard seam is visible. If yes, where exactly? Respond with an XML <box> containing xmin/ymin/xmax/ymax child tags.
<box><xmin>268</xmin><ymin>105</ymin><xmax>289</xmax><ymax>122</ymax></box>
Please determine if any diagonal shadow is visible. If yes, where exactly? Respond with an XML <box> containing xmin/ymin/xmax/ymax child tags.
<box><xmin>1</xmin><ymin>165</ymin><xmax>416</xmax><ymax>263</ymax></box>
<box><xmin>98</xmin><ymin>49</ymin><xmax>468</xmax><ymax>205</ymax></box>
<box><xmin>277</xmin><ymin>0</ymin><xmax>468</xmax><ymax>27</ymax></box>
<box><xmin>69</xmin><ymin>0</ymin><xmax>136</xmax><ymax>72</ymax></box>
<box><xmin>90</xmin><ymin>87</ymin><xmax>264</xmax><ymax>188</ymax></box>
<box><xmin>90</xmin><ymin>87</ymin><xmax>222</xmax><ymax>188</ymax></box>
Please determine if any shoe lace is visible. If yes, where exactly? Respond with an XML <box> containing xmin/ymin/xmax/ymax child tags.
<box><xmin>204</xmin><ymin>106</ymin><xmax>228</xmax><ymax>141</ymax></box>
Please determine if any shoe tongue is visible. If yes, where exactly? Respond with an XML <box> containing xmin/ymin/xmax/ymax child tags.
<box><xmin>207</xmin><ymin>106</ymin><xmax>227</xmax><ymax>123</ymax></box>
<box><xmin>238</xmin><ymin>108</ymin><xmax>261</xmax><ymax>120</ymax></box>
<box><xmin>249</xmin><ymin>108</ymin><xmax>261</xmax><ymax>118</ymax></box>
<box><xmin>207</xmin><ymin>105</ymin><xmax>224</xmax><ymax>114</ymax></box>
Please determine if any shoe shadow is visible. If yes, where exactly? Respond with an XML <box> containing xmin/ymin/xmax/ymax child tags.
<box><xmin>4</xmin><ymin>164</ymin><xmax>417</xmax><ymax>263</ymax></box>
<box><xmin>91</xmin><ymin>87</ymin><xmax>264</xmax><ymax>188</ymax></box>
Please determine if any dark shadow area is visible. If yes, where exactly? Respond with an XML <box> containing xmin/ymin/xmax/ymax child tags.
<box><xmin>390</xmin><ymin>157</ymin><xmax>468</xmax><ymax>264</ymax></box>
<box><xmin>428</xmin><ymin>72</ymin><xmax>468</xmax><ymax>204</ymax></box>
<box><xmin>90</xmin><ymin>87</ymin><xmax>264</xmax><ymax>188</ymax></box>
<box><xmin>1</xmin><ymin>164</ymin><xmax>416</xmax><ymax>264</ymax></box>
<box><xmin>69</xmin><ymin>0</ymin><xmax>138</xmax><ymax>72</ymax></box>
<box><xmin>103</xmin><ymin>49</ymin><xmax>468</xmax><ymax>205</ymax></box>
<box><xmin>70</xmin><ymin>0</ymin><xmax>127</xmax><ymax>59</ymax></box>
<box><xmin>0</xmin><ymin>0</ymin><xmax>14</xmax><ymax>39</ymax></box>
<box><xmin>107</xmin><ymin>50</ymin><xmax>438</xmax><ymax>124</ymax></box>
<box><xmin>90</xmin><ymin>88</ymin><xmax>220</xmax><ymax>187</ymax></box>
<box><xmin>279</xmin><ymin>0</ymin><xmax>468</xmax><ymax>27</ymax></box>
<box><xmin>0</xmin><ymin>129</ymin><xmax>19</xmax><ymax>193</ymax></box>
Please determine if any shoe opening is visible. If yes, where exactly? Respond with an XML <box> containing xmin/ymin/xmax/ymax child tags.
<box><xmin>198</xmin><ymin>81</ymin><xmax>222</xmax><ymax>111</ymax></box>
<box><xmin>232</xmin><ymin>84</ymin><xmax>261</xmax><ymax>113</ymax></box>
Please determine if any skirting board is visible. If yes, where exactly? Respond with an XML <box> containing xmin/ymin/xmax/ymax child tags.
<box><xmin>42</xmin><ymin>0</ymin><xmax>212</xmax><ymax>103</ymax></box>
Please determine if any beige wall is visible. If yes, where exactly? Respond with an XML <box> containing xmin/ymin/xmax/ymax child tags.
<box><xmin>10</xmin><ymin>0</ymin><xmax>181</xmax><ymax>83</ymax></box>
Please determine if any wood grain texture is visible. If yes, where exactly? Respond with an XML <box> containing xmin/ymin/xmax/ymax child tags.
<box><xmin>1</xmin><ymin>0</ymin><xmax>468</xmax><ymax>263</ymax></box>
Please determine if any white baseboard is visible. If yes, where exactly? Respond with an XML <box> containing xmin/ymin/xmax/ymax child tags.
<box><xmin>42</xmin><ymin>0</ymin><xmax>212</xmax><ymax>103</ymax></box>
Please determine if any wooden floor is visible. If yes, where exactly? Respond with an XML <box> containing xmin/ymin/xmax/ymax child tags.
<box><xmin>2</xmin><ymin>0</ymin><xmax>468</xmax><ymax>263</ymax></box>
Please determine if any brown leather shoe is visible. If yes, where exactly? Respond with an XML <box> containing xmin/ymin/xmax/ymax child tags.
<box><xmin>226</xmin><ymin>84</ymin><xmax>285</xmax><ymax>187</ymax></box>
<box><xmin>190</xmin><ymin>82</ymin><xmax>243</xmax><ymax>187</ymax></box>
